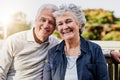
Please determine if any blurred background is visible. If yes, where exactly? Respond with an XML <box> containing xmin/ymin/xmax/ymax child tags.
<box><xmin>0</xmin><ymin>0</ymin><xmax>120</xmax><ymax>40</ymax></box>
<box><xmin>0</xmin><ymin>0</ymin><xmax>120</xmax><ymax>79</ymax></box>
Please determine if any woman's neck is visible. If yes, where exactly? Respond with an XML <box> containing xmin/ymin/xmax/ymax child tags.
<box><xmin>65</xmin><ymin>37</ymin><xmax>81</xmax><ymax>56</ymax></box>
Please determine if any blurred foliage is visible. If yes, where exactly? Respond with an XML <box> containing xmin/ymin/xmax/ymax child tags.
<box><xmin>82</xmin><ymin>9</ymin><xmax>120</xmax><ymax>40</ymax></box>
<box><xmin>102</xmin><ymin>31</ymin><xmax>120</xmax><ymax>41</ymax></box>
<box><xmin>84</xmin><ymin>9</ymin><xmax>115</xmax><ymax>24</ymax></box>
<box><xmin>53</xmin><ymin>9</ymin><xmax>120</xmax><ymax>41</ymax></box>
<box><xmin>6</xmin><ymin>12</ymin><xmax>31</xmax><ymax>37</ymax></box>
<box><xmin>114</xmin><ymin>18</ymin><xmax>120</xmax><ymax>24</ymax></box>
<box><xmin>53</xmin><ymin>30</ymin><xmax>62</xmax><ymax>40</ymax></box>
<box><xmin>81</xmin><ymin>31</ymin><xmax>96</xmax><ymax>40</ymax></box>
<box><xmin>0</xmin><ymin>26</ymin><xmax>4</xmax><ymax>39</ymax></box>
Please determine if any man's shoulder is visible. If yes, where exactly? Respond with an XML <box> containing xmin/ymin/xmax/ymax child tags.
<box><xmin>7</xmin><ymin>30</ymin><xmax>29</xmax><ymax>40</ymax></box>
<box><xmin>5</xmin><ymin>30</ymin><xmax>30</xmax><ymax>45</ymax></box>
<box><xmin>48</xmin><ymin>35</ymin><xmax>60</xmax><ymax>49</ymax></box>
<box><xmin>49</xmin><ymin>35</ymin><xmax>59</xmax><ymax>43</ymax></box>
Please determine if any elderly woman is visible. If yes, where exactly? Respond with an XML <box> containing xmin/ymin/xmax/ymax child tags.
<box><xmin>43</xmin><ymin>4</ymin><xmax>109</xmax><ymax>80</ymax></box>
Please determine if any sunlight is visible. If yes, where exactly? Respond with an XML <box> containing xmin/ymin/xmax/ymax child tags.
<box><xmin>0</xmin><ymin>14</ymin><xmax>12</xmax><ymax>27</ymax></box>
<box><xmin>0</xmin><ymin>3</ymin><xmax>14</xmax><ymax>27</ymax></box>
<box><xmin>0</xmin><ymin>12</ymin><xmax>12</xmax><ymax>39</ymax></box>
<box><xmin>0</xmin><ymin>1</ymin><xmax>18</xmax><ymax>39</ymax></box>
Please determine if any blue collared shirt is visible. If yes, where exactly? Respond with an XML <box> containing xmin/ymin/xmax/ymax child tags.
<box><xmin>43</xmin><ymin>36</ymin><xmax>109</xmax><ymax>80</ymax></box>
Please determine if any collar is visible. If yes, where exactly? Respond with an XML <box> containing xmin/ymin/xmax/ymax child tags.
<box><xmin>56</xmin><ymin>36</ymin><xmax>89</xmax><ymax>54</ymax></box>
<box><xmin>27</xmin><ymin>28</ymin><xmax>35</xmax><ymax>42</ymax></box>
<box><xmin>80</xmin><ymin>36</ymin><xmax>89</xmax><ymax>54</ymax></box>
<box><xmin>26</xmin><ymin>27</ymin><xmax>49</xmax><ymax>45</ymax></box>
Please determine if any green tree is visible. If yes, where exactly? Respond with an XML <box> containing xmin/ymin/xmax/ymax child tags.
<box><xmin>102</xmin><ymin>31</ymin><xmax>120</xmax><ymax>41</ymax></box>
<box><xmin>82</xmin><ymin>9</ymin><xmax>120</xmax><ymax>40</ymax></box>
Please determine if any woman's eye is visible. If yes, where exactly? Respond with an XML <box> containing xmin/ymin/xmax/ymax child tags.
<box><xmin>57</xmin><ymin>23</ymin><xmax>63</xmax><ymax>26</ymax></box>
<box><xmin>66</xmin><ymin>20</ymin><xmax>72</xmax><ymax>23</ymax></box>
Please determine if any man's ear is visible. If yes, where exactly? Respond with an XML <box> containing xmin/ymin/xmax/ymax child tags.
<box><xmin>35</xmin><ymin>18</ymin><xmax>38</xmax><ymax>25</ymax></box>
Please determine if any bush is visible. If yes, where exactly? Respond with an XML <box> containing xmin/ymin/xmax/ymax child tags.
<box><xmin>102</xmin><ymin>31</ymin><xmax>120</xmax><ymax>40</ymax></box>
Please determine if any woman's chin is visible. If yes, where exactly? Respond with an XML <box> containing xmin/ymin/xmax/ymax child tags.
<box><xmin>63</xmin><ymin>36</ymin><xmax>74</xmax><ymax>41</ymax></box>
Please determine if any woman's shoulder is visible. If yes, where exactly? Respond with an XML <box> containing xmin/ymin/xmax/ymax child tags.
<box><xmin>82</xmin><ymin>38</ymin><xmax>102</xmax><ymax>52</ymax></box>
<box><xmin>87</xmin><ymin>40</ymin><xmax>100</xmax><ymax>47</ymax></box>
<box><xmin>81</xmin><ymin>36</ymin><xmax>101</xmax><ymax>48</ymax></box>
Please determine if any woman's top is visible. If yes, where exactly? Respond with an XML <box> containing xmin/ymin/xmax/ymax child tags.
<box><xmin>65</xmin><ymin>56</ymin><xmax>78</xmax><ymax>80</ymax></box>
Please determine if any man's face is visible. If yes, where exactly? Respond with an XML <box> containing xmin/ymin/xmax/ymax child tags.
<box><xmin>34</xmin><ymin>9</ymin><xmax>56</xmax><ymax>42</ymax></box>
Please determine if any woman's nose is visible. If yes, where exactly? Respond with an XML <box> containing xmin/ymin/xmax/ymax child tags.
<box><xmin>63</xmin><ymin>24</ymin><xmax>68</xmax><ymax>29</ymax></box>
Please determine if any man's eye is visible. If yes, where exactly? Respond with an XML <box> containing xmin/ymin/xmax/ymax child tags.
<box><xmin>49</xmin><ymin>21</ymin><xmax>55</xmax><ymax>25</ymax></box>
<box><xmin>40</xmin><ymin>18</ymin><xmax>46</xmax><ymax>22</ymax></box>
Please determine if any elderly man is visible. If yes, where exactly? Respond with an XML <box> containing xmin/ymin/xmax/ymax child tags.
<box><xmin>0</xmin><ymin>4</ymin><xmax>58</xmax><ymax>80</ymax></box>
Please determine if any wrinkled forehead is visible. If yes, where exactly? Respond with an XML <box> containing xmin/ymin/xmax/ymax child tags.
<box><xmin>37</xmin><ymin>9</ymin><xmax>55</xmax><ymax>21</ymax></box>
<box><xmin>36</xmin><ymin>8</ymin><xmax>55</xmax><ymax>19</ymax></box>
<box><xmin>56</xmin><ymin>11</ymin><xmax>76</xmax><ymax>21</ymax></box>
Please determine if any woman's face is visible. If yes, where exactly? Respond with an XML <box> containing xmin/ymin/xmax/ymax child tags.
<box><xmin>56</xmin><ymin>11</ymin><xmax>81</xmax><ymax>40</ymax></box>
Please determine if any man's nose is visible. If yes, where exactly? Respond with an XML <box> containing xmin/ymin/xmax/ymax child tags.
<box><xmin>43</xmin><ymin>21</ymin><xmax>49</xmax><ymax>28</ymax></box>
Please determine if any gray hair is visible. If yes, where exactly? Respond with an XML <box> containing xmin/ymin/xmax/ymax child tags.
<box><xmin>53</xmin><ymin>4</ymin><xmax>86</xmax><ymax>33</ymax></box>
<box><xmin>36</xmin><ymin>4</ymin><xmax>58</xmax><ymax>19</ymax></box>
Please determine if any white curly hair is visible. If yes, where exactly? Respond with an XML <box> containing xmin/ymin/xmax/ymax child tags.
<box><xmin>53</xmin><ymin>3</ymin><xmax>86</xmax><ymax>34</ymax></box>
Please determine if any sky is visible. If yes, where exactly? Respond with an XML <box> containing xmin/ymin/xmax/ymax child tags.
<box><xmin>0</xmin><ymin>0</ymin><xmax>120</xmax><ymax>26</ymax></box>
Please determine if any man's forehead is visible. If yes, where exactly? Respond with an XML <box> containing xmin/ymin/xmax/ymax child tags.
<box><xmin>40</xmin><ymin>9</ymin><xmax>54</xmax><ymax>14</ymax></box>
<box><xmin>40</xmin><ymin>10</ymin><xmax>55</xmax><ymax>19</ymax></box>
